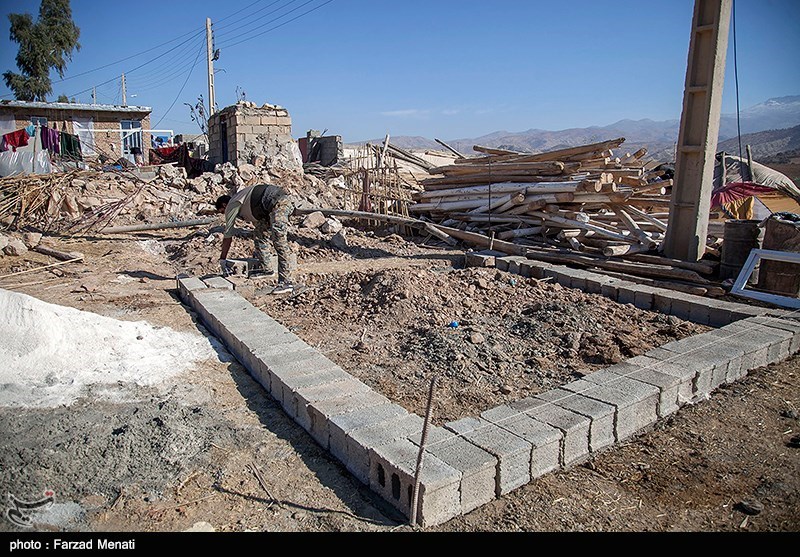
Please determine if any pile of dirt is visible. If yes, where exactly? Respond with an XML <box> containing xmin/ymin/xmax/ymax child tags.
<box><xmin>252</xmin><ymin>263</ymin><xmax>709</xmax><ymax>423</ymax></box>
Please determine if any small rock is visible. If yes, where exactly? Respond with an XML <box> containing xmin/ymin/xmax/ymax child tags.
<box><xmin>330</xmin><ymin>230</ymin><xmax>348</xmax><ymax>250</ymax></box>
<box><xmin>500</xmin><ymin>385</ymin><xmax>514</xmax><ymax>395</ymax></box>
<box><xmin>292</xmin><ymin>512</ymin><xmax>306</xmax><ymax>522</ymax></box>
<box><xmin>469</xmin><ymin>332</ymin><xmax>485</xmax><ymax>344</ymax></box>
<box><xmin>780</xmin><ymin>409</ymin><xmax>799</xmax><ymax>420</ymax></box>
<box><xmin>22</xmin><ymin>232</ymin><xmax>42</xmax><ymax>249</ymax></box>
<box><xmin>667</xmin><ymin>315</ymin><xmax>682</xmax><ymax>327</ymax></box>
<box><xmin>321</xmin><ymin>217</ymin><xmax>343</xmax><ymax>234</ymax></box>
<box><xmin>183</xmin><ymin>521</ymin><xmax>216</xmax><ymax>532</ymax></box>
<box><xmin>302</xmin><ymin>211</ymin><xmax>326</xmax><ymax>229</ymax></box>
<box><xmin>476</xmin><ymin>278</ymin><xmax>490</xmax><ymax>290</ymax></box>
<box><xmin>71</xmin><ymin>179</ymin><xmax>86</xmax><ymax>188</ymax></box>
<box><xmin>3</xmin><ymin>237</ymin><xmax>28</xmax><ymax>256</ymax></box>
<box><xmin>0</xmin><ymin>234</ymin><xmax>8</xmax><ymax>251</ymax></box>
<box><xmin>735</xmin><ymin>499</ymin><xmax>764</xmax><ymax>515</ymax></box>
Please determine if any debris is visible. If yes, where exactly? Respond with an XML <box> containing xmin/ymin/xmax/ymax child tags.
<box><xmin>735</xmin><ymin>498</ymin><xmax>764</xmax><ymax>515</ymax></box>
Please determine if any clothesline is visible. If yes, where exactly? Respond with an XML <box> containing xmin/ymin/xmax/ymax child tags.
<box><xmin>0</xmin><ymin>124</ymin><xmax>83</xmax><ymax>161</ymax></box>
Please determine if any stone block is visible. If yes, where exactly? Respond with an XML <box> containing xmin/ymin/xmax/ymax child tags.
<box><xmin>408</xmin><ymin>427</ymin><xmax>498</xmax><ymax>515</ymax></box>
<box><xmin>533</xmin><ymin>388</ymin><xmax>616</xmax><ymax>453</ymax></box>
<box><xmin>478</xmin><ymin>405</ymin><xmax>561</xmax><ymax>478</ymax></box>
<box><xmin>347</xmin><ymin>414</ymin><xmax>425</xmax><ymax>486</ymax></box>
<box><xmin>560</xmin><ymin>378</ymin><xmax>659</xmax><ymax>443</ymax></box>
<box><xmin>445</xmin><ymin>416</ymin><xmax>532</xmax><ymax>496</ymax></box>
<box><xmin>369</xmin><ymin>438</ymin><xmax>461</xmax><ymax>527</ymax></box>
<box><xmin>307</xmin><ymin>390</ymin><xmax>393</xmax><ymax>449</ymax></box>
<box><xmin>507</xmin><ymin>398</ymin><xmax>591</xmax><ymax>467</ymax></box>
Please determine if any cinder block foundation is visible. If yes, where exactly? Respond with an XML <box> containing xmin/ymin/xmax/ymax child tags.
<box><xmin>177</xmin><ymin>257</ymin><xmax>798</xmax><ymax>528</ymax></box>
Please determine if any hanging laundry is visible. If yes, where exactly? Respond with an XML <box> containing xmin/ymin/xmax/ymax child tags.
<box><xmin>41</xmin><ymin>126</ymin><xmax>60</xmax><ymax>154</ymax></box>
<box><xmin>59</xmin><ymin>131</ymin><xmax>83</xmax><ymax>161</ymax></box>
<box><xmin>1</xmin><ymin>128</ymin><xmax>31</xmax><ymax>152</ymax></box>
<box><xmin>25</xmin><ymin>125</ymin><xmax>36</xmax><ymax>136</ymax></box>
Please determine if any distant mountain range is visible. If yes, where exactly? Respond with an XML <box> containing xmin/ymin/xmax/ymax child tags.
<box><xmin>356</xmin><ymin>95</ymin><xmax>800</xmax><ymax>163</ymax></box>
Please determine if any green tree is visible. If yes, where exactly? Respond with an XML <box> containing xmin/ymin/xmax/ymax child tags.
<box><xmin>3</xmin><ymin>0</ymin><xmax>80</xmax><ymax>102</ymax></box>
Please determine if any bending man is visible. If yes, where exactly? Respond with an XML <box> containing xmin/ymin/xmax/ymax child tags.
<box><xmin>215</xmin><ymin>184</ymin><xmax>297</xmax><ymax>295</ymax></box>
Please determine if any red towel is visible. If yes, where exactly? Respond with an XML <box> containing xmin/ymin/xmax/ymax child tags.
<box><xmin>2</xmin><ymin>129</ymin><xmax>30</xmax><ymax>152</ymax></box>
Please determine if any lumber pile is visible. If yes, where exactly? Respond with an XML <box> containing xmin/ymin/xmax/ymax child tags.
<box><xmin>408</xmin><ymin>138</ymin><xmax>726</xmax><ymax>294</ymax></box>
<box><xmin>410</xmin><ymin>137</ymin><xmax>674</xmax><ymax>256</ymax></box>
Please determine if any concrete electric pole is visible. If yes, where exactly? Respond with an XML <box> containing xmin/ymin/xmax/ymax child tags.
<box><xmin>663</xmin><ymin>0</ymin><xmax>732</xmax><ymax>262</ymax></box>
<box><xmin>206</xmin><ymin>17</ymin><xmax>216</xmax><ymax>117</ymax></box>
<box><xmin>121</xmin><ymin>73</ymin><xmax>127</xmax><ymax>106</ymax></box>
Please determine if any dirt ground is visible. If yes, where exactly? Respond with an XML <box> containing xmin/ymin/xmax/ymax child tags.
<box><xmin>0</xmin><ymin>218</ymin><xmax>798</xmax><ymax>534</ymax></box>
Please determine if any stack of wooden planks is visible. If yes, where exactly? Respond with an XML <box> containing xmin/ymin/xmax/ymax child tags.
<box><xmin>410</xmin><ymin>137</ymin><xmax>675</xmax><ymax>257</ymax></box>
<box><xmin>408</xmin><ymin>137</ymin><xmax>725</xmax><ymax>294</ymax></box>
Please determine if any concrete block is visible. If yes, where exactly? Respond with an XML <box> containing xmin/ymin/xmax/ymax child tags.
<box><xmin>507</xmin><ymin>398</ymin><xmax>591</xmax><ymax>467</ymax></box>
<box><xmin>520</xmin><ymin>260</ymin><xmax>547</xmax><ymax>280</ymax></box>
<box><xmin>445</xmin><ymin>416</ymin><xmax>532</xmax><ymax>496</ymax></box>
<box><xmin>292</xmin><ymin>377</ymin><xmax>372</xmax><ymax>431</ymax></box>
<box><xmin>747</xmin><ymin>315</ymin><xmax>800</xmax><ymax>354</ymax></box>
<box><xmin>554</xmin><ymin>269</ymin><xmax>574</xmax><ymax>288</ymax></box>
<box><xmin>506</xmin><ymin>256</ymin><xmax>529</xmax><ymax>275</ymax></box>
<box><xmin>601</xmin><ymin>279</ymin><xmax>637</xmax><ymax>302</ymax></box>
<box><xmin>688</xmin><ymin>301</ymin><xmax>713</xmax><ymax>326</ymax></box>
<box><xmin>307</xmin><ymin>390</ymin><xmax>393</xmax><ymax>449</ymax></box>
<box><xmin>346</xmin><ymin>414</ymin><xmax>425</xmax><ymax>486</ymax></box>
<box><xmin>633</xmin><ymin>285</ymin><xmax>659</xmax><ymax>311</ymax></box>
<box><xmin>533</xmin><ymin>388</ymin><xmax>616</xmax><ymax>453</ymax></box>
<box><xmin>617</xmin><ymin>284</ymin><xmax>638</xmax><ymax>306</ymax></box>
<box><xmin>202</xmin><ymin>276</ymin><xmax>234</xmax><ymax>290</ymax></box>
<box><xmin>369</xmin><ymin>438</ymin><xmax>461</xmax><ymax>527</ymax></box>
<box><xmin>561</xmin><ymin>378</ymin><xmax>659</xmax><ymax>443</ymax></box>
<box><xmin>667</xmin><ymin>296</ymin><xmax>693</xmax><ymax>321</ymax></box>
<box><xmin>176</xmin><ymin>276</ymin><xmax>207</xmax><ymax>299</ymax></box>
<box><xmin>465</xmin><ymin>250</ymin><xmax>503</xmax><ymax>268</ymax></box>
<box><xmin>653</xmin><ymin>290</ymin><xmax>681</xmax><ymax>315</ymax></box>
<box><xmin>276</xmin><ymin>365</ymin><xmax>351</xmax><ymax>410</ymax></box>
<box><xmin>328</xmin><ymin>404</ymin><xmax>409</xmax><ymax>466</ymax></box>
<box><xmin>495</xmin><ymin>257</ymin><xmax>514</xmax><ymax>272</ymax></box>
<box><xmin>408</xmin><ymin>427</ymin><xmax>498</xmax><ymax>514</ymax></box>
<box><xmin>478</xmin><ymin>405</ymin><xmax>561</xmax><ymax>479</ymax></box>
<box><xmin>626</xmin><ymin>354</ymin><xmax>695</xmax><ymax>407</ymax></box>
<box><xmin>602</xmin><ymin>360</ymin><xmax>681</xmax><ymax>417</ymax></box>
<box><xmin>644</xmin><ymin>347</ymin><xmax>718</xmax><ymax>398</ymax></box>
<box><xmin>584</xmin><ymin>273</ymin><xmax>614</xmax><ymax>295</ymax></box>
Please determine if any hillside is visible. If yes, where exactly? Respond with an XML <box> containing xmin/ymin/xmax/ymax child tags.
<box><xmin>350</xmin><ymin>96</ymin><xmax>800</xmax><ymax>164</ymax></box>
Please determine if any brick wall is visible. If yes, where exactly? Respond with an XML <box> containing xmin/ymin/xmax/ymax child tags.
<box><xmin>0</xmin><ymin>106</ymin><xmax>151</xmax><ymax>161</ymax></box>
<box><xmin>207</xmin><ymin>101</ymin><xmax>293</xmax><ymax>167</ymax></box>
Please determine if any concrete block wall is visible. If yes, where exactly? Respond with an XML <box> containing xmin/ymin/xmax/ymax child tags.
<box><xmin>207</xmin><ymin>101</ymin><xmax>292</xmax><ymax>167</ymax></box>
<box><xmin>177</xmin><ymin>258</ymin><xmax>800</xmax><ymax>528</ymax></box>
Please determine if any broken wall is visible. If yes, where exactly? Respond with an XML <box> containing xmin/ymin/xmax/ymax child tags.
<box><xmin>207</xmin><ymin>101</ymin><xmax>302</xmax><ymax>173</ymax></box>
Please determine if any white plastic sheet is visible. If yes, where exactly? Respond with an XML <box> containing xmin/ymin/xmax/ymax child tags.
<box><xmin>0</xmin><ymin>149</ymin><xmax>53</xmax><ymax>177</ymax></box>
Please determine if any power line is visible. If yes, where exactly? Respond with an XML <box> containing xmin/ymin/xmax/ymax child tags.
<box><xmin>216</xmin><ymin>0</ymin><xmax>267</xmax><ymax>24</ymax></box>
<box><xmin>217</xmin><ymin>0</ymin><xmax>335</xmax><ymax>50</ymax></box>
<box><xmin>65</xmin><ymin>30</ymin><xmax>206</xmax><ymax>100</ymax></box>
<box><xmin>153</xmin><ymin>44</ymin><xmax>206</xmax><ymax>129</ymax></box>
<box><xmin>51</xmin><ymin>26</ymin><xmax>205</xmax><ymax>85</ymax></box>
<box><xmin>215</xmin><ymin>0</ymin><xmax>301</xmax><ymax>38</ymax></box>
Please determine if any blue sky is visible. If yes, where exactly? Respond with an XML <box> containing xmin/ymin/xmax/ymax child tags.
<box><xmin>1</xmin><ymin>0</ymin><xmax>798</xmax><ymax>142</ymax></box>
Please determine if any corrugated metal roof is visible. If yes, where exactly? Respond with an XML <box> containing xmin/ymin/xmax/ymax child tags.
<box><xmin>0</xmin><ymin>100</ymin><xmax>152</xmax><ymax>114</ymax></box>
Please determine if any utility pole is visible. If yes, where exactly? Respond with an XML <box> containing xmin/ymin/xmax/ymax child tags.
<box><xmin>121</xmin><ymin>73</ymin><xmax>127</xmax><ymax>106</ymax></box>
<box><xmin>206</xmin><ymin>18</ymin><xmax>216</xmax><ymax>116</ymax></box>
<box><xmin>92</xmin><ymin>87</ymin><xmax>96</xmax><ymax>105</ymax></box>
<box><xmin>663</xmin><ymin>0</ymin><xmax>732</xmax><ymax>262</ymax></box>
